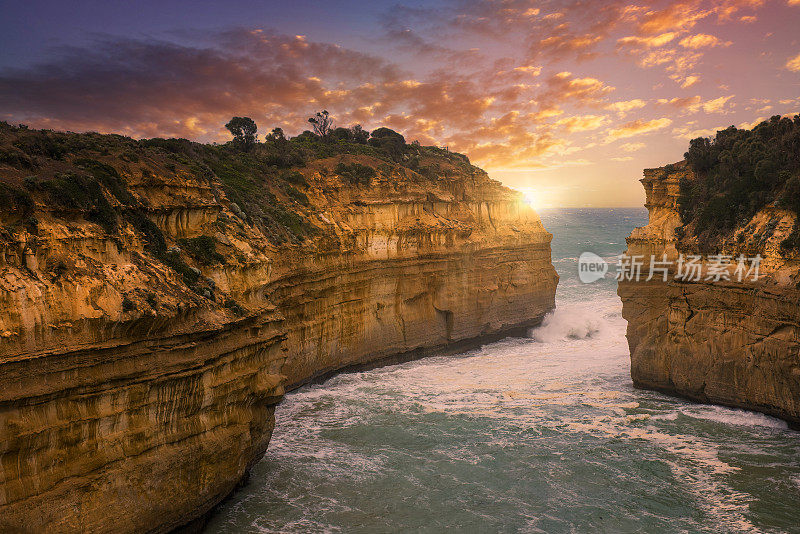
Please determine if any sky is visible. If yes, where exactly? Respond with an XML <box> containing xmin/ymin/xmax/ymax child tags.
<box><xmin>1</xmin><ymin>0</ymin><xmax>799</xmax><ymax>207</ymax></box>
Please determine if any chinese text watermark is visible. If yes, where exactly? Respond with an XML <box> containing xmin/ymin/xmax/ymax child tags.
<box><xmin>579</xmin><ymin>253</ymin><xmax>762</xmax><ymax>284</ymax></box>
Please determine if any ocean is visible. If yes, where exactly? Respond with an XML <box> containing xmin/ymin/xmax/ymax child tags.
<box><xmin>205</xmin><ymin>208</ymin><xmax>800</xmax><ymax>533</ymax></box>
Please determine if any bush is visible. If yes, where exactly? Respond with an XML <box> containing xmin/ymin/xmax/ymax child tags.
<box><xmin>281</xmin><ymin>170</ymin><xmax>308</xmax><ymax>187</ymax></box>
<box><xmin>39</xmin><ymin>173</ymin><xmax>118</xmax><ymax>233</ymax></box>
<box><xmin>284</xmin><ymin>185</ymin><xmax>310</xmax><ymax>206</ymax></box>
<box><xmin>178</xmin><ymin>235</ymin><xmax>225</xmax><ymax>265</ymax></box>
<box><xmin>680</xmin><ymin>114</ymin><xmax>800</xmax><ymax>250</ymax></box>
<box><xmin>122</xmin><ymin>297</ymin><xmax>136</xmax><ymax>312</ymax></box>
<box><xmin>0</xmin><ymin>149</ymin><xmax>33</xmax><ymax>169</ymax></box>
<box><xmin>369</xmin><ymin>127</ymin><xmax>406</xmax><ymax>159</ymax></box>
<box><xmin>335</xmin><ymin>162</ymin><xmax>376</xmax><ymax>185</ymax></box>
<box><xmin>0</xmin><ymin>183</ymin><xmax>34</xmax><ymax>218</ymax></box>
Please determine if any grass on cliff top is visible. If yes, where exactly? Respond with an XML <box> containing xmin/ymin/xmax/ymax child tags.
<box><xmin>0</xmin><ymin>121</ymin><xmax>494</xmax><ymax>249</ymax></box>
<box><xmin>679</xmin><ymin>114</ymin><xmax>800</xmax><ymax>252</ymax></box>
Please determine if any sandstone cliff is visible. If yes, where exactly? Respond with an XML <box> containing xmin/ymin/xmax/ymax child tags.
<box><xmin>0</xmin><ymin>125</ymin><xmax>557</xmax><ymax>532</ymax></box>
<box><xmin>619</xmin><ymin>161</ymin><xmax>800</xmax><ymax>427</ymax></box>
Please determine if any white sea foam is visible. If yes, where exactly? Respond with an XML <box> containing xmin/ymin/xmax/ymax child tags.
<box><xmin>681</xmin><ymin>405</ymin><xmax>789</xmax><ymax>430</ymax></box>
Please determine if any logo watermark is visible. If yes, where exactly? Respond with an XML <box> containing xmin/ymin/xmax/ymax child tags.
<box><xmin>578</xmin><ymin>252</ymin><xmax>608</xmax><ymax>283</ymax></box>
<box><xmin>578</xmin><ymin>253</ymin><xmax>762</xmax><ymax>284</ymax></box>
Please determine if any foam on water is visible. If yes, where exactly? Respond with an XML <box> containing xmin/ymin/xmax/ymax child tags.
<box><xmin>205</xmin><ymin>209</ymin><xmax>800</xmax><ymax>534</ymax></box>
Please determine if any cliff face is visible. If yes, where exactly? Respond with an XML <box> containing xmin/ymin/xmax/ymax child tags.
<box><xmin>618</xmin><ymin>162</ymin><xmax>800</xmax><ymax>426</ymax></box>
<box><xmin>0</xmin><ymin>126</ymin><xmax>557</xmax><ymax>532</ymax></box>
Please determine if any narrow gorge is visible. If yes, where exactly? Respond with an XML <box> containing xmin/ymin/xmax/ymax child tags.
<box><xmin>0</xmin><ymin>125</ymin><xmax>558</xmax><ymax>533</ymax></box>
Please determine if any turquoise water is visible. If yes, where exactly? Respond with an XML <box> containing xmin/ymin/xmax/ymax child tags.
<box><xmin>206</xmin><ymin>209</ymin><xmax>800</xmax><ymax>533</ymax></box>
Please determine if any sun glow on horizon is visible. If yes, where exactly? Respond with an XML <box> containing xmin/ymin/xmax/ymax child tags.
<box><xmin>519</xmin><ymin>187</ymin><xmax>550</xmax><ymax>211</ymax></box>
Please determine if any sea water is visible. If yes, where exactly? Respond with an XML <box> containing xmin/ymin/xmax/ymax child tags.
<box><xmin>206</xmin><ymin>208</ymin><xmax>800</xmax><ymax>533</ymax></box>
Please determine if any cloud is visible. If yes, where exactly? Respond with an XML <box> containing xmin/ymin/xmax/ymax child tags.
<box><xmin>738</xmin><ymin>117</ymin><xmax>767</xmax><ymax>129</ymax></box>
<box><xmin>606</xmin><ymin>99</ymin><xmax>647</xmax><ymax>113</ymax></box>
<box><xmin>679</xmin><ymin>34</ymin><xmax>732</xmax><ymax>49</ymax></box>
<box><xmin>702</xmin><ymin>95</ymin><xmax>735</xmax><ymax>112</ymax></box>
<box><xmin>540</xmin><ymin>72</ymin><xmax>615</xmax><ymax>107</ymax></box>
<box><xmin>607</xmin><ymin>118</ymin><xmax>673</xmax><ymax>140</ymax></box>
<box><xmin>680</xmin><ymin>75</ymin><xmax>701</xmax><ymax>88</ymax></box>
<box><xmin>672</xmin><ymin>124</ymin><xmax>726</xmax><ymax>139</ymax></box>
<box><xmin>0</xmin><ymin>0</ymin><xmax>787</xmax><ymax>181</ymax></box>
<box><xmin>619</xmin><ymin>142</ymin><xmax>646</xmax><ymax>152</ymax></box>
<box><xmin>787</xmin><ymin>53</ymin><xmax>800</xmax><ymax>72</ymax></box>
<box><xmin>657</xmin><ymin>96</ymin><xmax>703</xmax><ymax>112</ymax></box>
<box><xmin>0</xmin><ymin>30</ymin><xmax>403</xmax><ymax>139</ymax></box>
<box><xmin>555</xmin><ymin>115</ymin><xmax>608</xmax><ymax>132</ymax></box>
<box><xmin>617</xmin><ymin>33</ymin><xmax>678</xmax><ymax>48</ymax></box>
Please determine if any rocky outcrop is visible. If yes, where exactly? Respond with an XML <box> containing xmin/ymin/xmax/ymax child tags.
<box><xmin>0</xmin><ymin>128</ymin><xmax>557</xmax><ymax>532</ymax></box>
<box><xmin>618</xmin><ymin>162</ymin><xmax>800</xmax><ymax>426</ymax></box>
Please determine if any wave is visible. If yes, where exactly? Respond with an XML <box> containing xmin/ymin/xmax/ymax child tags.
<box><xmin>680</xmin><ymin>405</ymin><xmax>788</xmax><ymax>430</ymax></box>
<box><xmin>530</xmin><ymin>298</ymin><xmax>623</xmax><ymax>344</ymax></box>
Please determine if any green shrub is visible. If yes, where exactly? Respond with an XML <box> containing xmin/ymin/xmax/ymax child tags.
<box><xmin>178</xmin><ymin>235</ymin><xmax>225</xmax><ymax>265</ymax></box>
<box><xmin>0</xmin><ymin>183</ymin><xmax>34</xmax><ymax>217</ymax></box>
<box><xmin>285</xmin><ymin>185</ymin><xmax>310</xmax><ymax>206</ymax></box>
<box><xmin>74</xmin><ymin>158</ymin><xmax>136</xmax><ymax>205</ymax></box>
<box><xmin>39</xmin><ymin>173</ymin><xmax>118</xmax><ymax>233</ymax></box>
<box><xmin>680</xmin><ymin>114</ymin><xmax>800</xmax><ymax>250</ymax></box>
<box><xmin>0</xmin><ymin>149</ymin><xmax>33</xmax><ymax>169</ymax></box>
<box><xmin>281</xmin><ymin>170</ymin><xmax>308</xmax><ymax>187</ymax></box>
<box><xmin>335</xmin><ymin>162</ymin><xmax>376</xmax><ymax>185</ymax></box>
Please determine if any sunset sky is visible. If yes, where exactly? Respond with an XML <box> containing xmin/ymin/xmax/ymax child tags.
<box><xmin>1</xmin><ymin>0</ymin><xmax>799</xmax><ymax>207</ymax></box>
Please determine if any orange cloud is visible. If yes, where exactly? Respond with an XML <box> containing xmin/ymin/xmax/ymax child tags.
<box><xmin>607</xmin><ymin>99</ymin><xmax>648</xmax><ymax>114</ymax></box>
<box><xmin>607</xmin><ymin>118</ymin><xmax>673</xmax><ymax>140</ymax></box>
<box><xmin>541</xmin><ymin>72</ymin><xmax>615</xmax><ymax>106</ymax></box>
<box><xmin>702</xmin><ymin>95</ymin><xmax>735</xmax><ymax>112</ymax></box>
<box><xmin>555</xmin><ymin>115</ymin><xmax>608</xmax><ymax>132</ymax></box>
<box><xmin>680</xmin><ymin>75</ymin><xmax>701</xmax><ymax>88</ymax></box>
<box><xmin>787</xmin><ymin>53</ymin><xmax>800</xmax><ymax>72</ymax></box>
<box><xmin>679</xmin><ymin>34</ymin><xmax>732</xmax><ymax>49</ymax></box>
<box><xmin>617</xmin><ymin>32</ymin><xmax>678</xmax><ymax>48</ymax></box>
<box><xmin>657</xmin><ymin>95</ymin><xmax>702</xmax><ymax>110</ymax></box>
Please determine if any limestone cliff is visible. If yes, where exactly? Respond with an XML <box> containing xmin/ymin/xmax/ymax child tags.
<box><xmin>619</xmin><ymin>161</ymin><xmax>800</xmax><ymax>427</ymax></box>
<box><xmin>0</xmin><ymin>125</ymin><xmax>557</xmax><ymax>532</ymax></box>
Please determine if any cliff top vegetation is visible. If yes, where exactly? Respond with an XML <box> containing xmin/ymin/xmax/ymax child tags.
<box><xmin>0</xmin><ymin>113</ymin><xmax>492</xmax><ymax>245</ymax></box>
<box><xmin>678</xmin><ymin>114</ymin><xmax>800</xmax><ymax>251</ymax></box>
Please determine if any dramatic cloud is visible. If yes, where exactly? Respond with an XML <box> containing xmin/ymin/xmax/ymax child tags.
<box><xmin>0</xmin><ymin>0</ymin><xmax>797</xmax><ymax>206</ymax></box>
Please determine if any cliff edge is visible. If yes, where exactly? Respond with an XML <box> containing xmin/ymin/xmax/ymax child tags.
<box><xmin>0</xmin><ymin>123</ymin><xmax>558</xmax><ymax>532</ymax></box>
<box><xmin>619</xmin><ymin>115</ymin><xmax>800</xmax><ymax>427</ymax></box>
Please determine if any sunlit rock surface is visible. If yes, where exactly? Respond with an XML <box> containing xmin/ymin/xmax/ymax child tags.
<box><xmin>619</xmin><ymin>162</ymin><xmax>800</xmax><ymax>427</ymax></box>
<box><xmin>0</xmin><ymin>129</ymin><xmax>557</xmax><ymax>533</ymax></box>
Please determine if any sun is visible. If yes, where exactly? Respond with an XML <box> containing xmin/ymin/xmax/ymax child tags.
<box><xmin>519</xmin><ymin>188</ymin><xmax>547</xmax><ymax>211</ymax></box>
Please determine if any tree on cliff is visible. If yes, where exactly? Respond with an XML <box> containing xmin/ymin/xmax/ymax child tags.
<box><xmin>369</xmin><ymin>127</ymin><xmax>406</xmax><ymax>158</ymax></box>
<box><xmin>225</xmin><ymin>117</ymin><xmax>257</xmax><ymax>151</ymax></box>
<box><xmin>350</xmin><ymin>124</ymin><xmax>369</xmax><ymax>144</ymax></box>
<box><xmin>308</xmin><ymin>110</ymin><xmax>334</xmax><ymax>138</ymax></box>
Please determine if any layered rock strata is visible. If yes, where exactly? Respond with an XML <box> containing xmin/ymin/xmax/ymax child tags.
<box><xmin>0</xmin><ymin>130</ymin><xmax>557</xmax><ymax>532</ymax></box>
<box><xmin>619</xmin><ymin>162</ymin><xmax>800</xmax><ymax>426</ymax></box>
